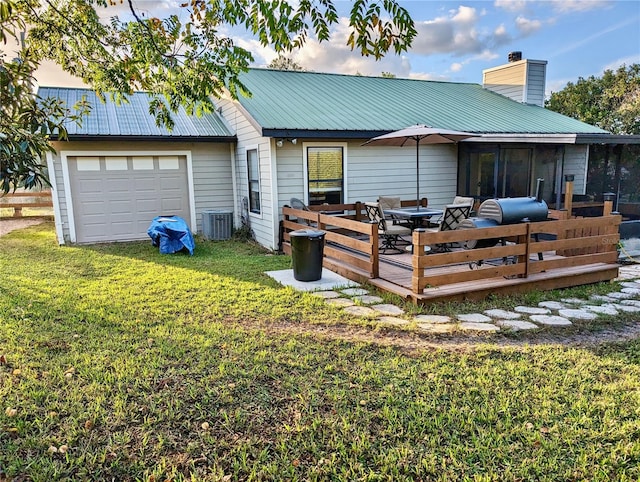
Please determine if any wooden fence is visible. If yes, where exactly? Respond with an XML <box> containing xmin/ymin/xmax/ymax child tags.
<box><xmin>282</xmin><ymin>200</ymin><xmax>621</xmax><ymax>301</ymax></box>
<box><xmin>0</xmin><ymin>190</ymin><xmax>53</xmax><ymax>218</ymax></box>
<box><xmin>281</xmin><ymin>204</ymin><xmax>379</xmax><ymax>282</ymax></box>
<box><xmin>409</xmin><ymin>214</ymin><xmax>620</xmax><ymax>292</ymax></box>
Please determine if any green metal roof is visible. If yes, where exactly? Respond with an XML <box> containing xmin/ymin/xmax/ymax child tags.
<box><xmin>38</xmin><ymin>87</ymin><xmax>235</xmax><ymax>140</ymax></box>
<box><xmin>236</xmin><ymin>69</ymin><xmax>609</xmax><ymax>137</ymax></box>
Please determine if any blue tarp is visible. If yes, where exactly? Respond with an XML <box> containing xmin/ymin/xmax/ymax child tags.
<box><xmin>147</xmin><ymin>216</ymin><xmax>195</xmax><ymax>255</ymax></box>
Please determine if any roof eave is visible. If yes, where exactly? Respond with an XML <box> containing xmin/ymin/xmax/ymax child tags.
<box><xmin>52</xmin><ymin>134</ymin><xmax>237</xmax><ymax>143</ymax></box>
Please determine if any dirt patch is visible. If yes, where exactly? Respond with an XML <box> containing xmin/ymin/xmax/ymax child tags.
<box><xmin>0</xmin><ymin>218</ymin><xmax>47</xmax><ymax>237</ymax></box>
<box><xmin>254</xmin><ymin>317</ymin><xmax>640</xmax><ymax>354</ymax></box>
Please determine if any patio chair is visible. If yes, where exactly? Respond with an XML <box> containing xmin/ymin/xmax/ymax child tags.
<box><xmin>289</xmin><ymin>197</ymin><xmax>313</xmax><ymax>225</ymax></box>
<box><xmin>364</xmin><ymin>202</ymin><xmax>411</xmax><ymax>254</ymax></box>
<box><xmin>428</xmin><ymin>196</ymin><xmax>474</xmax><ymax>227</ymax></box>
<box><xmin>377</xmin><ymin>195</ymin><xmax>412</xmax><ymax>228</ymax></box>
<box><xmin>424</xmin><ymin>203</ymin><xmax>472</xmax><ymax>252</ymax></box>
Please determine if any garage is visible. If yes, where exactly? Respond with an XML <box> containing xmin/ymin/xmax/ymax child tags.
<box><xmin>67</xmin><ymin>155</ymin><xmax>190</xmax><ymax>243</ymax></box>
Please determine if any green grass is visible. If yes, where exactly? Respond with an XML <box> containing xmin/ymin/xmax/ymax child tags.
<box><xmin>2</xmin><ymin>223</ymin><xmax>640</xmax><ymax>481</ymax></box>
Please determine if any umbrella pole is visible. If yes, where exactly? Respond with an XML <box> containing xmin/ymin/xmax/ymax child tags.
<box><xmin>416</xmin><ymin>138</ymin><xmax>420</xmax><ymax>211</ymax></box>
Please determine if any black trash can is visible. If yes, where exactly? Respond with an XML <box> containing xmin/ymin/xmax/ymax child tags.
<box><xmin>290</xmin><ymin>229</ymin><xmax>325</xmax><ymax>281</ymax></box>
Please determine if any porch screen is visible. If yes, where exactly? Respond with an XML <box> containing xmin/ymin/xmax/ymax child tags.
<box><xmin>307</xmin><ymin>147</ymin><xmax>343</xmax><ymax>206</ymax></box>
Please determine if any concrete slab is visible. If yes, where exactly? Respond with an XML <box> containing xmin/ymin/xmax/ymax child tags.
<box><xmin>538</xmin><ymin>301</ymin><xmax>567</xmax><ymax>310</ymax></box>
<box><xmin>557</xmin><ymin>309</ymin><xmax>598</xmax><ymax>320</ymax></box>
<box><xmin>265</xmin><ymin>268</ymin><xmax>359</xmax><ymax>292</ymax></box>
<box><xmin>589</xmin><ymin>294</ymin><xmax>618</xmax><ymax>303</ymax></box>
<box><xmin>343</xmin><ymin>305</ymin><xmax>378</xmax><ymax>317</ymax></box>
<box><xmin>560</xmin><ymin>298</ymin><xmax>588</xmax><ymax>305</ymax></box>
<box><xmin>583</xmin><ymin>304</ymin><xmax>619</xmax><ymax>316</ymax></box>
<box><xmin>377</xmin><ymin>316</ymin><xmax>410</xmax><ymax>326</ymax></box>
<box><xmin>614</xmin><ymin>303</ymin><xmax>640</xmax><ymax>313</ymax></box>
<box><xmin>413</xmin><ymin>314</ymin><xmax>452</xmax><ymax>324</ymax></box>
<box><xmin>621</xmin><ymin>287</ymin><xmax>640</xmax><ymax>295</ymax></box>
<box><xmin>341</xmin><ymin>288</ymin><xmax>369</xmax><ymax>296</ymax></box>
<box><xmin>515</xmin><ymin>306</ymin><xmax>551</xmax><ymax>315</ymax></box>
<box><xmin>607</xmin><ymin>291</ymin><xmax>634</xmax><ymax>300</ymax></box>
<box><xmin>326</xmin><ymin>298</ymin><xmax>355</xmax><ymax>307</ymax></box>
<box><xmin>371</xmin><ymin>304</ymin><xmax>405</xmax><ymax>316</ymax></box>
<box><xmin>354</xmin><ymin>295</ymin><xmax>384</xmax><ymax>305</ymax></box>
<box><xmin>484</xmin><ymin>309</ymin><xmax>521</xmax><ymax>319</ymax></box>
<box><xmin>495</xmin><ymin>320</ymin><xmax>539</xmax><ymax>331</ymax></box>
<box><xmin>530</xmin><ymin>315</ymin><xmax>573</xmax><ymax>326</ymax></box>
<box><xmin>457</xmin><ymin>313</ymin><xmax>492</xmax><ymax>323</ymax></box>
<box><xmin>459</xmin><ymin>322</ymin><xmax>500</xmax><ymax>332</ymax></box>
<box><xmin>416</xmin><ymin>323</ymin><xmax>457</xmax><ymax>334</ymax></box>
<box><xmin>310</xmin><ymin>290</ymin><xmax>341</xmax><ymax>299</ymax></box>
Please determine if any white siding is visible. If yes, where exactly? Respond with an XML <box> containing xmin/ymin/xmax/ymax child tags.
<box><xmin>563</xmin><ymin>145</ymin><xmax>589</xmax><ymax>195</ymax></box>
<box><xmin>483</xmin><ymin>59</ymin><xmax>547</xmax><ymax>106</ymax></box>
<box><xmin>483</xmin><ymin>61</ymin><xmax>526</xmax><ymax>103</ymax></box>
<box><xmin>525</xmin><ymin>61</ymin><xmax>547</xmax><ymax>107</ymax></box>
<box><xmin>274</xmin><ymin>140</ymin><xmax>459</xmax><ymax>213</ymax></box>
<box><xmin>347</xmin><ymin>142</ymin><xmax>458</xmax><ymax>209</ymax></box>
<box><xmin>217</xmin><ymin>98</ymin><xmax>276</xmax><ymax>250</ymax></box>
<box><xmin>49</xmin><ymin>140</ymin><xmax>234</xmax><ymax>243</ymax></box>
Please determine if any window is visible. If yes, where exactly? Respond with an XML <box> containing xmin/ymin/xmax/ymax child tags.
<box><xmin>247</xmin><ymin>148</ymin><xmax>260</xmax><ymax>214</ymax></box>
<box><xmin>307</xmin><ymin>146</ymin><xmax>343</xmax><ymax>206</ymax></box>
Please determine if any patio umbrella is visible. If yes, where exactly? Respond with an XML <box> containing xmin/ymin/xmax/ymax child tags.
<box><xmin>363</xmin><ymin>125</ymin><xmax>480</xmax><ymax>210</ymax></box>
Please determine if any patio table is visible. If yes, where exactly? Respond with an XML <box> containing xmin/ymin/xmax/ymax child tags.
<box><xmin>383</xmin><ymin>207</ymin><xmax>443</xmax><ymax>230</ymax></box>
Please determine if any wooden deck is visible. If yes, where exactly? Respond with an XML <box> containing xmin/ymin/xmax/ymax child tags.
<box><xmin>281</xmin><ymin>201</ymin><xmax>621</xmax><ymax>305</ymax></box>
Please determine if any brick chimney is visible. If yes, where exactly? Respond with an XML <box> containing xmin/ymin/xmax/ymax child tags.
<box><xmin>482</xmin><ymin>53</ymin><xmax>547</xmax><ymax>107</ymax></box>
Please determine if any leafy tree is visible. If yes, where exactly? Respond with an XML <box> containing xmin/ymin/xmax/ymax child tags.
<box><xmin>546</xmin><ymin>64</ymin><xmax>640</xmax><ymax>135</ymax></box>
<box><xmin>1</xmin><ymin>1</ymin><xmax>88</xmax><ymax>192</ymax></box>
<box><xmin>1</xmin><ymin>0</ymin><xmax>416</xmax><ymax>191</ymax></box>
<box><xmin>268</xmin><ymin>55</ymin><xmax>305</xmax><ymax>71</ymax></box>
<box><xmin>546</xmin><ymin>64</ymin><xmax>640</xmax><ymax>202</ymax></box>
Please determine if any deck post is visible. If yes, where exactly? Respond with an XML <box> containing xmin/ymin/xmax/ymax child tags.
<box><xmin>603</xmin><ymin>199</ymin><xmax>614</xmax><ymax>216</ymax></box>
<box><xmin>355</xmin><ymin>201</ymin><xmax>363</xmax><ymax>222</ymax></box>
<box><xmin>521</xmin><ymin>222</ymin><xmax>532</xmax><ymax>278</ymax></box>
<box><xmin>371</xmin><ymin>223</ymin><xmax>379</xmax><ymax>278</ymax></box>
<box><xmin>411</xmin><ymin>228</ymin><xmax>426</xmax><ymax>294</ymax></box>
<box><xmin>564</xmin><ymin>179</ymin><xmax>573</xmax><ymax>215</ymax></box>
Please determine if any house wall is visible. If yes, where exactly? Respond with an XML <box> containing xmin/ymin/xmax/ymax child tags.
<box><xmin>47</xmin><ymin>140</ymin><xmax>233</xmax><ymax>243</ymax></box>
<box><xmin>483</xmin><ymin>59</ymin><xmax>547</xmax><ymax>107</ymax></box>
<box><xmin>483</xmin><ymin>61</ymin><xmax>526</xmax><ymax>104</ymax></box>
<box><xmin>274</xmin><ymin>139</ymin><xmax>459</xmax><ymax>211</ymax></box>
<box><xmin>525</xmin><ymin>61</ymin><xmax>547</xmax><ymax>107</ymax></box>
<box><xmin>564</xmin><ymin>144</ymin><xmax>589</xmax><ymax>194</ymax></box>
<box><xmin>216</xmin><ymin>98</ymin><xmax>277</xmax><ymax>250</ymax></box>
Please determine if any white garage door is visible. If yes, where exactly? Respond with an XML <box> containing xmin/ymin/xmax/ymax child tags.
<box><xmin>69</xmin><ymin>155</ymin><xmax>190</xmax><ymax>243</ymax></box>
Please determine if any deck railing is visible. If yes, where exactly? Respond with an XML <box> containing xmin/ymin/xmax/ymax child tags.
<box><xmin>282</xmin><ymin>204</ymin><xmax>379</xmax><ymax>281</ymax></box>
<box><xmin>282</xmin><ymin>200</ymin><xmax>621</xmax><ymax>298</ymax></box>
<box><xmin>410</xmin><ymin>214</ymin><xmax>620</xmax><ymax>292</ymax></box>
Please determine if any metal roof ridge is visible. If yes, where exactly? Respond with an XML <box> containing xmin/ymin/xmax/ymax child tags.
<box><xmin>246</xmin><ymin>67</ymin><xmax>481</xmax><ymax>86</ymax></box>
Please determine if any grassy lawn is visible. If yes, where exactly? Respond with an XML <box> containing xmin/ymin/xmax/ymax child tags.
<box><xmin>2</xmin><ymin>223</ymin><xmax>640</xmax><ymax>481</ymax></box>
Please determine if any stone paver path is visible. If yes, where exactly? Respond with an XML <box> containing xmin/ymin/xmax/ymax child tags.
<box><xmin>308</xmin><ymin>268</ymin><xmax>640</xmax><ymax>337</ymax></box>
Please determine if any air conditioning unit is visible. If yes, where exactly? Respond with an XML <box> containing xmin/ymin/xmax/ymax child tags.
<box><xmin>202</xmin><ymin>210</ymin><xmax>234</xmax><ymax>240</ymax></box>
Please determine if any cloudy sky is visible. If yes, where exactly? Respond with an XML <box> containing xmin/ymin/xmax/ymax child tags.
<box><xmin>37</xmin><ymin>0</ymin><xmax>640</xmax><ymax>96</ymax></box>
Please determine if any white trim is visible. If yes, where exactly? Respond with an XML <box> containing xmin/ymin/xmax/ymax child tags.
<box><xmin>269</xmin><ymin>139</ymin><xmax>280</xmax><ymax>250</ymax></box>
<box><xmin>245</xmin><ymin>144</ymin><xmax>262</xmax><ymax>219</ymax></box>
<box><xmin>302</xmin><ymin>142</ymin><xmax>349</xmax><ymax>204</ymax></box>
<box><xmin>230</xmin><ymin>144</ymin><xmax>238</xmax><ymax>227</ymax></box>
<box><xmin>59</xmin><ymin>149</ymin><xmax>195</xmax><ymax>242</ymax></box>
<box><xmin>184</xmin><ymin>152</ymin><xmax>197</xmax><ymax>231</ymax></box>
<box><xmin>45</xmin><ymin>152</ymin><xmax>65</xmax><ymax>245</ymax></box>
<box><xmin>60</xmin><ymin>152</ymin><xmax>76</xmax><ymax>243</ymax></box>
